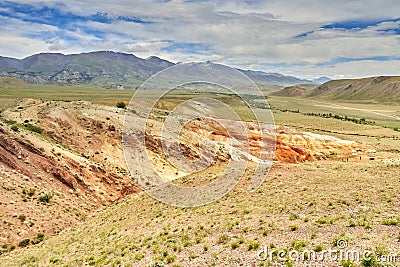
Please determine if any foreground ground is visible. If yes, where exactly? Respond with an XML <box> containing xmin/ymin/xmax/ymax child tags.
<box><xmin>1</xmin><ymin>160</ymin><xmax>400</xmax><ymax>266</ymax></box>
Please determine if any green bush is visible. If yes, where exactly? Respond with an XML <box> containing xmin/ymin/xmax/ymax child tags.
<box><xmin>4</xmin><ymin>119</ymin><xmax>16</xmax><ymax>125</ymax></box>
<box><xmin>382</xmin><ymin>218</ymin><xmax>399</xmax><ymax>226</ymax></box>
<box><xmin>340</xmin><ymin>260</ymin><xmax>356</xmax><ymax>267</ymax></box>
<box><xmin>248</xmin><ymin>240</ymin><xmax>260</xmax><ymax>250</ymax></box>
<box><xmin>11</xmin><ymin>125</ymin><xmax>19</xmax><ymax>132</ymax></box>
<box><xmin>166</xmin><ymin>255</ymin><xmax>176</xmax><ymax>263</ymax></box>
<box><xmin>361</xmin><ymin>253</ymin><xmax>378</xmax><ymax>266</ymax></box>
<box><xmin>49</xmin><ymin>258</ymin><xmax>60</xmax><ymax>264</ymax></box>
<box><xmin>18</xmin><ymin>238</ymin><xmax>30</xmax><ymax>247</ymax></box>
<box><xmin>231</xmin><ymin>242</ymin><xmax>239</xmax><ymax>249</ymax></box>
<box><xmin>23</xmin><ymin>123</ymin><xmax>43</xmax><ymax>134</ymax></box>
<box><xmin>37</xmin><ymin>232</ymin><xmax>45</xmax><ymax>241</ymax></box>
<box><xmin>116</xmin><ymin>102</ymin><xmax>126</xmax><ymax>109</ymax></box>
<box><xmin>38</xmin><ymin>193</ymin><xmax>53</xmax><ymax>203</ymax></box>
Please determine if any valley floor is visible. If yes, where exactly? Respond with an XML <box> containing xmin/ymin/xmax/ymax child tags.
<box><xmin>0</xmin><ymin>91</ymin><xmax>399</xmax><ymax>267</ymax></box>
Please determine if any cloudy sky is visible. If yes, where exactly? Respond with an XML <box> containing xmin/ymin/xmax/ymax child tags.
<box><xmin>0</xmin><ymin>0</ymin><xmax>399</xmax><ymax>79</ymax></box>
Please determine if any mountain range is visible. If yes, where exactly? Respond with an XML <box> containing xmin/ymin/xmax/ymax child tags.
<box><xmin>270</xmin><ymin>76</ymin><xmax>400</xmax><ymax>104</ymax></box>
<box><xmin>308</xmin><ymin>76</ymin><xmax>400</xmax><ymax>103</ymax></box>
<box><xmin>0</xmin><ymin>51</ymin><xmax>319</xmax><ymax>88</ymax></box>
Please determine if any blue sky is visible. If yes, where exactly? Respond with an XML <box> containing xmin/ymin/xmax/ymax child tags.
<box><xmin>0</xmin><ymin>0</ymin><xmax>399</xmax><ymax>79</ymax></box>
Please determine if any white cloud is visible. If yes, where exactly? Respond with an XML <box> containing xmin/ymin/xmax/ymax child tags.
<box><xmin>1</xmin><ymin>0</ymin><xmax>400</xmax><ymax>78</ymax></box>
<box><xmin>46</xmin><ymin>39</ymin><xmax>64</xmax><ymax>51</ymax></box>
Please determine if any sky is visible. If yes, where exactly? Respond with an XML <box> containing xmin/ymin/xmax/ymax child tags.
<box><xmin>0</xmin><ymin>0</ymin><xmax>399</xmax><ymax>79</ymax></box>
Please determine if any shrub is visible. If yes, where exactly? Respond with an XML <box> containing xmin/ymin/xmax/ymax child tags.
<box><xmin>18</xmin><ymin>214</ymin><xmax>26</xmax><ymax>222</ymax></box>
<box><xmin>314</xmin><ymin>244</ymin><xmax>325</xmax><ymax>252</ymax></box>
<box><xmin>218</xmin><ymin>234</ymin><xmax>230</xmax><ymax>244</ymax></box>
<box><xmin>231</xmin><ymin>242</ymin><xmax>239</xmax><ymax>249</ymax></box>
<box><xmin>151</xmin><ymin>261</ymin><xmax>164</xmax><ymax>267</ymax></box>
<box><xmin>37</xmin><ymin>232</ymin><xmax>45</xmax><ymax>241</ymax></box>
<box><xmin>5</xmin><ymin>119</ymin><xmax>16</xmax><ymax>125</ymax></box>
<box><xmin>11</xmin><ymin>125</ymin><xmax>19</xmax><ymax>132</ymax></box>
<box><xmin>361</xmin><ymin>253</ymin><xmax>378</xmax><ymax>266</ymax></box>
<box><xmin>134</xmin><ymin>253</ymin><xmax>144</xmax><ymax>261</ymax></box>
<box><xmin>166</xmin><ymin>255</ymin><xmax>176</xmax><ymax>263</ymax></box>
<box><xmin>49</xmin><ymin>258</ymin><xmax>60</xmax><ymax>264</ymax></box>
<box><xmin>382</xmin><ymin>218</ymin><xmax>399</xmax><ymax>226</ymax></box>
<box><xmin>116</xmin><ymin>102</ymin><xmax>126</xmax><ymax>109</ymax></box>
<box><xmin>340</xmin><ymin>260</ymin><xmax>356</xmax><ymax>267</ymax></box>
<box><xmin>23</xmin><ymin>123</ymin><xmax>43</xmax><ymax>134</ymax></box>
<box><xmin>38</xmin><ymin>193</ymin><xmax>53</xmax><ymax>203</ymax></box>
<box><xmin>248</xmin><ymin>240</ymin><xmax>260</xmax><ymax>250</ymax></box>
<box><xmin>291</xmin><ymin>240</ymin><xmax>307</xmax><ymax>250</ymax></box>
<box><xmin>18</xmin><ymin>238</ymin><xmax>30</xmax><ymax>247</ymax></box>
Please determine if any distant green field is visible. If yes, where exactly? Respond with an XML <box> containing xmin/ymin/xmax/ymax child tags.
<box><xmin>0</xmin><ymin>78</ymin><xmax>135</xmax><ymax>106</ymax></box>
<box><xmin>268</xmin><ymin>96</ymin><xmax>400</xmax><ymax>128</ymax></box>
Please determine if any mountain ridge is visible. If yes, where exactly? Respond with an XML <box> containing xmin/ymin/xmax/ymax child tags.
<box><xmin>307</xmin><ymin>76</ymin><xmax>400</xmax><ymax>103</ymax></box>
<box><xmin>0</xmin><ymin>51</ymin><xmax>312</xmax><ymax>88</ymax></box>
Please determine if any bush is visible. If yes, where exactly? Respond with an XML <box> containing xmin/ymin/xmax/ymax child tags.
<box><xmin>38</xmin><ymin>193</ymin><xmax>53</xmax><ymax>203</ymax></box>
<box><xmin>49</xmin><ymin>258</ymin><xmax>60</xmax><ymax>264</ymax></box>
<box><xmin>4</xmin><ymin>119</ymin><xmax>16</xmax><ymax>125</ymax></box>
<box><xmin>361</xmin><ymin>253</ymin><xmax>378</xmax><ymax>266</ymax></box>
<box><xmin>18</xmin><ymin>238</ymin><xmax>30</xmax><ymax>247</ymax></box>
<box><xmin>18</xmin><ymin>214</ymin><xmax>26</xmax><ymax>222</ymax></box>
<box><xmin>166</xmin><ymin>255</ymin><xmax>176</xmax><ymax>263</ymax></box>
<box><xmin>116</xmin><ymin>102</ymin><xmax>126</xmax><ymax>109</ymax></box>
<box><xmin>24</xmin><ymin>123</ymin><xmax>43</xmax><ymax>134</ymax></box>
<box><xmin>248</xmin><ymin>240</ymin><xmax>260</xmax><ymax>250</ymax></box>
<box><xmin>37</xmin><ymin>232</ymin><xmax>45</xmax><ymax>241</ymax></box>
<box><xmin>231</xmin><ymin>242</ymin><xmax>239</xmax><ymax>249</ymax></box>
<box><xmin>11</xmin><ymin>125</ymin><xmax>19</xmax><ymax>132</ymax></box>
<box><xmin>382</xmin><ymin>218</ymin><xmax>399</xmax><ymax>226</ymax></box>
<box><xmin>340</xmin><ymin>260</ymin><xmax>356</xmax><ymax>267</ymax></box>
<box><xmin>150</xmin><ymin>261</ymin><xmax>164</xmax><ymax>267</ymax></box>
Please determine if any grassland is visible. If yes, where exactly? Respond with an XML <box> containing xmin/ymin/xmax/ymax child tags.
<box><xmin>0</xmin><ymin>78</ymin><xmax>135</xmax><ymax>107</ymax></box>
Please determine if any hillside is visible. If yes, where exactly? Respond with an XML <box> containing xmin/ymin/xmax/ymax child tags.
<box><xmin>0</xmin><ymin>51</ymin><xmax>312</xmax><ymax>88</ymax></box>
<box><xmin>1</xmin><ymin>160</ymin><xmax>400</xmax><ymax>266</ymax></box>
<box><xmin>308</xmin><ymin>76</ymin><xmax>400</xmax><ymax>103</ymax></box>
<box><xmin>270</xmin><ymin>85</ymin><xmax>309</xmax><ymax>97</ymax></box>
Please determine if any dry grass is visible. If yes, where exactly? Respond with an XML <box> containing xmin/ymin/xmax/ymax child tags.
<box><xmin>1</xmin><ymin>161</ymin><xmax>400</xmax><ymax>266</ymax></box>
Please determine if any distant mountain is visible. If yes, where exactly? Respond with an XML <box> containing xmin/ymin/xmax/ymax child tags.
<box><xmin>308</xmin><ymin>76</ymin><xmax>400</xmax><ymax>103</ymax></box>
<box><xmin>312</xmin><ymin>76</ymin><xmax>331</xmax><ymax>84</ymax></box>
<box><xmin>270</xmin><ymin>85</ymin><xmax>308</xmax><ymax>97</ymax></box>
<box><xmin>0</xmin><ymin>51</ymin><xmax>314</xmax><ymax>88</ymax></box>
<box><xmin>239</xmin><ymin>69</ymin><xmax>313</xmax><ymax>86</ymax></box>
<box><xmin>0</xmin><ymin>51</ymin><xmax>172</xmax><ymax>88</ymax></box>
